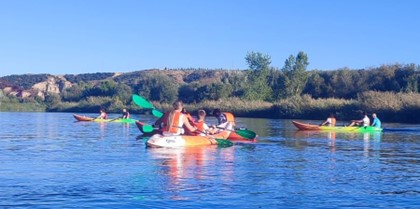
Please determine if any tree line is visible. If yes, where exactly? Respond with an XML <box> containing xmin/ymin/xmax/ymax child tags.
<box><xmin>1</xmin><ymin>51</ymin><xmax>420</xmax><ymax>122</ymax></box>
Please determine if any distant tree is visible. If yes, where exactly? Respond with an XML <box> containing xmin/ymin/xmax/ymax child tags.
<box><xmin>179</xmin><ymin>83</ymin><xmax>199</xmax><ymax>103</ymax></box>
<box><xmin>45</xmin><ymin>93</ymin><xmax>61</xmax><ymax>110</ymax></box>
<box><xmin>114</xmin><ymin>83</ymin><xmax>133</xmax><ymax>104</ymax></box>
<box><xmin>195</xmin><ymin>82</ymin><xmax>233</xmax><ymax>101</ymax></box>
<box><xmin>136</xmin><ymin>73</ymin><xmax>178</xmax><ymax>103</ymax></box>
<box><xmin>281</xmin><ymin>51</ymin><xmax>309</xmax><ymax>97</ymax></box>
<box><xmin>227</xmin><ymin>73</ymin><xmax>247</xmax><ymax>97</ymax></box>
<box><xmin>243</xmin><ymin>51</ymin><xmax>273</xmax><ymax>101</ymax></box>
<box><xmin>62</xmin><ymin>85</ymin><xmax>83</xmax><ymax>102</ymax></box>
<box><xmin>395</xmin><ymin>64</ymin><xmax>419</xmax><ymax>93</ymax></box>
<box><xmin>303</xmin><ymin>71</ymin><xmax>326</xmax><ymax>98</ymax></box>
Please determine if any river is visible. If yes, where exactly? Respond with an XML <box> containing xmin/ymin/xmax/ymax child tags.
<box><xmin>0</xmin><ymin>112</ymin><xmax>418</xmax><ymax>208</ymax></box>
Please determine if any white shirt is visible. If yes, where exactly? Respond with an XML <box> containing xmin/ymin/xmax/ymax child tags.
<box><xmin>363</xmin><ymin>115</ymin><xmax>370</xmax><ymax>127</ymax></box>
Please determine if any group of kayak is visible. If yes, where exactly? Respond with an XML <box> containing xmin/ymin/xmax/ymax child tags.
<box><xmin>293</xmin><ymin>112</ymin><xmax>383</xmax><ymax>132</ymax></box>
<box><xmin>73</xmin><ymin>95</ymin><xmax>257</xmax><ymax>148</ymax></box>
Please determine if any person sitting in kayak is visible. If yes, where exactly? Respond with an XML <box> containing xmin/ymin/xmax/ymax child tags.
<box><xmin>121</xmin><ymin>108</ymin><xmax>130</xmax><ymax>119</ymax></box>
<box><xmin>320</xmin><ymin>113</ymin><xmax>336</xmax><ymax>127</ymax></box>
<box><xmin>211</xmin><ymin>109</ymin><xmax>235</xmax><ymax>132</ymax></box>
<box><xmin>347</xmin><ymin>112</ymin><xmax>370</xmax><ymax>127</ymax></box>
<box><xmin>181</xmin><ymin>108</ymin><xmax>197</xmax><ymax>135</ymax></box>
<box><xmin>194</xmin><ymin>109</ymin><xmax>217</xmax><ymax>136</ymax></box>
<box><xmin>371</xmin><ymin>113</ymin><xmax>381</xmax><ymax>128</ymax></box>
<box><xmin>158</xmin><ymin>100</ymin><xmax>197</xmax><ymax>136</ymax></box>
<box><xmin>182</xmin><ymin>108</ymin><xmax>195</xmax><ymax>124</ymax></box>
<box><xmin>97</xmin><ymin>109</ymin><xmax>108</xmax><ymax>119</ymax></box>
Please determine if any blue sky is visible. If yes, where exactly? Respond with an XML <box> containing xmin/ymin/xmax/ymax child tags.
<box><xmin>0</xmin><ymin>0</ymin><xmax>419</xmax><ymax>76</ymax></box>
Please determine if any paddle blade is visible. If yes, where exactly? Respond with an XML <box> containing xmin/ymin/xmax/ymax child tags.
<box><xmin>215</xmin><ymin>138</ymin><xmax>233</xmax><ymax>147</ymax></box>
<box><xmin>152</xmin><ymin>109</ymin><xmax>164</xmax><ymax>118</ymax></box>
<box><xmin>132</xmin><ymin>94</ymin><xmax>154</xmax><ymax>109</ymax></box>
<box><xmin>235</xmin><ymin>129</ymin><xmax>257</xmax><ymax>140</ymax></box>
<box><xmin>142</xmin><ymin>124</ymin><xmax>155</xmax><ymax>133</ymax></box>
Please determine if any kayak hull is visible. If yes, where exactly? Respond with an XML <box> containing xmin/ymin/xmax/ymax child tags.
<box><xmin>228</xmin><ymin>131</ymin><xmax>257</xmax><ymax>142</ymax></box>
<box><xmin>146</xmin><ymin>131</ymin><xmax>231</xmax><ymax>148</ymax></box>
<box><xmin>292</xmin><ymin>121</ymin><xmax>382</xmax><ymax>132</ymax></box>
<box><xmin>136</xmin><ymin>121</ymin><xmax>256</xmax><ymax>142</ymax></box>
<box><xmin>73</xmin><ymin>114</ymin><xmax>136</xmax><ymax>123</ymax></box>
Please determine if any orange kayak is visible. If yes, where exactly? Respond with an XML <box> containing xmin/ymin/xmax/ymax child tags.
<box><xmin>146</xmin><ymin>130</ymin><xmax>231</xmax><ymax>148</ymax></box>
<box><xmin>292</xmin><ymin>121</ymin><xmax>382</xmax><ymax>132</ymax></box>
<box><xmin>136</xmin><ymin>121</ymin><xmax>256</xmax><ymax>142</ymax></box>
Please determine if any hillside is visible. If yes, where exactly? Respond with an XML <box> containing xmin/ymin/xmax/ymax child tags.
<box><xmin>2</xmin><ymin>64</ymin><xmax>420</xmax><ymax>123</ymax></box>
<box><xmin>0</xmin><ymin>68</ymin><xmax>244</xmax><ymax>102</ymax></box>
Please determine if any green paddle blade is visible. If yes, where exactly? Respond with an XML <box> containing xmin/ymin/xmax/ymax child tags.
<box><xmin>235</xmin><ymin>129</ymin><xmax>257</xmax><ymax>140</ymax></box>
<box><xmin>142</xmin><ymin>124</ymin><xmax>155</xmax><ymax>133</ymax></box>
<box><xmin>132</xmin><ymin>94</ymin><xmax>154</xmax><ymax>109</ymax></box>
<box><xmin>152</xmin><ymin>109</ymin><xmax>164</xmax><ymax>118</ymax></box>
<box><xmin>215</xmin><ymin>138</ymin><xmax>233</xmax><ymax>147</ymax></box>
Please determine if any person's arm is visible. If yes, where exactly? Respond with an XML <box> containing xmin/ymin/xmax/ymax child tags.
<box><xmin>371</xmin><ymin>118</ymin><xmax>377</xmax><ymax>126</ymax></box>
<box><xmin>203</xmin><ymin>123</ymin><xmax>214</xmax><ymax>135</ymax></box>
<box><xmin>154</xmin><ymin>112</ymin><xmax>169</xmax><ymax>127</ymax></box>
<box><xmin>183</xmin><ymin>116</ymin><xmax>197</xmax><ymax>133</ymax></box>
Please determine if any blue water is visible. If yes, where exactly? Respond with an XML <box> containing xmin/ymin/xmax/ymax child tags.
<box><xmin>0</xmin><ymin>112</ymin><xmax>418</xmax><ymax>208</ymax></box>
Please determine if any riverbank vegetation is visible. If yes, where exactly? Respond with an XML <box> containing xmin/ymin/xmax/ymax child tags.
<box><xmin>1</xmin><ymin>51</ymin><xmax>420</xmax><ymax>123</ymax></box>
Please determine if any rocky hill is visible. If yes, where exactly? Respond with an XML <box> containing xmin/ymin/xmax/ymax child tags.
<box><xmin>0</xmin><ymin>68</ymin><xmax>245</xmax><ymax>101</ymax></box>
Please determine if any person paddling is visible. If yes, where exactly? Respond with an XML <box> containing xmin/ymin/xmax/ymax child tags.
<box><xmin>157</xmin><ymin>100</ymin><xmax>197</xmax><ymax>136</ymax></box>
<box><xmin>371</xmin><ymin>113</ymin><xmax>381</xmax><ymax>128</ymax></box>
<box><xmin>97</xmin><ymin>109</ymin><xmax>108</xmax><ymax>119</ymax></box>
<box><xmin>121</xmin><ymin>108</ymin><xmax>130</xmax><ymax>119</ymax></box>
<box><xmin>348</xmin><ymin>112</ymin><xmax>370</xmax><ymax>127</ymax></box>
<box><xmin>320</xmin><ymin>113</ymin><xmax>336</xmax><ymax>127</ymax></box>
<box><xmin>211</xmin><ymin>109</ymin><xmax>235</xmax><ymax>132</ymax></box>
<box><xmin>194</xmin><ymin>109</ymin><xmax>216</xmax><ymax>136</ymax></box>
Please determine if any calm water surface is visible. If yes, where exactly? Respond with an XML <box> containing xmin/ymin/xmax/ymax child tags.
<box><xmin>0</xmin><ymin>112</ymin><xmax>418</xmax><ymax>208</ymax></box>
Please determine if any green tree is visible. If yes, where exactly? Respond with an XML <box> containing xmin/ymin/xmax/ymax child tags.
<box><xmin>136</xmin><ymin>73</ymin><xmax>178</xmax><ymax>103</ymax></box>
<box><xmin>281</xmin><ymin>51</ymin><xmax>309</xmax><ymax>97</ymax></box>
<box><xmin>243</xmin><ymin>51</ymin><xmax>273</xmax><ymax>101</ymax></box>
<box><xmin>45</xmin><ymin>93</ymin><xmax>61</xmax><ymax>110</ymax></box>
<box><xmin>114</xmin><ymin>83</ymin><xmax>133</xmax><ymax>104</ymax></box>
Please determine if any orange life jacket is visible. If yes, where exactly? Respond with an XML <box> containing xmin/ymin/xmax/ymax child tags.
<box><xmin>195</xmin><ymin>120</ymin><xmax>206</xmax><ymax>132</ymax></box>
<box><xmin>162</xmin><ymin>111</ymin><xmax>184</xmax><ymax>135</ymax></box>
<box><xmin>223</xmin><ymin>112</ymin><xmax>235</xmax><ymax>126</ymax></box>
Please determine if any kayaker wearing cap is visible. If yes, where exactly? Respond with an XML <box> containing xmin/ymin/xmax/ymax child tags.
<box><xmin>348</xmin><ymin>112</ymin><xmax>370</xmax><ymax>127</ymax></box>
<box><xmin>320</xmin><ymin>113</ymin><xmax>336</xmax><ymax>127</ymax></box>
<box><xmin>158</xmin><ymin>100</ymin><xmax>197</xmax><ymax>136</ymax></box>
<box><xmin>371</xmin><ymin>113</ymin><xmax>381</xmax><ymax>128</ymax></box>
<box><xmin>211</xmin><ymin>109</ymin><xmax>235</xmax><ymax>132</ymax></box>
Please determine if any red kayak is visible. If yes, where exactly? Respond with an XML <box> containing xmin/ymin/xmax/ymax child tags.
<box><xmin>135</xmin><ymin>121</ymin><xmax>256</xmax><ymax>142</ymax></box>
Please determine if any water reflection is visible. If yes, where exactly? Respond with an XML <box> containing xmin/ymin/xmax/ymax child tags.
<box><xmin>292</xmin><ymin>130</ymin><xmax>383</xmax><ymax>155</ymax></box>
<box><xmin>146</xmin><ymin>147</ymin><xmax>235</xmax><ymax>200</ymax></box>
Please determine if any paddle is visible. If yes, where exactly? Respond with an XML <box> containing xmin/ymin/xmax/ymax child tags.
<box><xmin>108</xmin><ymin>117</ymin><xmax>122</xmax><ymax>122</ymax></box>
<box><xmin>215</xmin><ymin>126</ymin><xmax>256</xmax><ymax>140</ymax></box>
<box><xmin>141</xmin><ymin>124</ymin><xmax>156</xmax><ymax>133</ymax></box>
<box><xmin>152</xmin><ymin>109</ymin><xmax>164</xmax><ymax>118</ymax></box>
<box><xmin>215</xmin><ymin>138</ymin><xmax>233</xmax><ymax>147</ymax></box>
<box><xmin>132</xmin><ymin>94</ymin><xmax>154</xmax><ymax>109</ymax></box>
<box><xmin>132</xmin><ymin>94</ymin><xmax>164</xmax><ymax>117</ymax></box>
